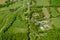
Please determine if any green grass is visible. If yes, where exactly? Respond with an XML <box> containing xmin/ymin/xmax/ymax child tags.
<box><xmin>50</xmin><ymin>7</ymin><xmax>59</xmax><ymax>17</ymax></box>
<box><xmin>36</xmin><ymin>0</ymin><xmax>50</xmax><ymax>6</ymax></box>
<box><xmin>51</xmin><ymin>0</ymin><xmax>60</xmax><ymax>6</ymax></box>
<box><xmin>50</xmin><ymin>17</ymin><xmax>60</xmax><ymax>28</ymax></box>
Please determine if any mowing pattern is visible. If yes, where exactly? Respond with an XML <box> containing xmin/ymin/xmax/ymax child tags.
<box><xmin>0</xmin><ymin>0</ymin><xmax>60</xmax><ymax>40</ymax></box>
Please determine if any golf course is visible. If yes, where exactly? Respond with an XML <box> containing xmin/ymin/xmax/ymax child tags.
<box><xmin>0</xmin><ymin>0</ymin><xmax>60</xmax><ymax>40</ymax></box>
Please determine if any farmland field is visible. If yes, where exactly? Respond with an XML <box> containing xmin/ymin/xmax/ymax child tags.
<box><xmin>0</xmin><ymin>0</ymin><xmax>60</xmax><ymax>40</ymax></box>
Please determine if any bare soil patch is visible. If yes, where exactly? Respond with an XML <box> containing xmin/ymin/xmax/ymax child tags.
<box><xmin>0</xmin><ymin>0</ymin><xmax>6</xmax><ymax>4</ymax></box>
<box><xmin>57</xmin><ymin>7</ymin><xmax>60</xmax><ymax>12</ymax></box>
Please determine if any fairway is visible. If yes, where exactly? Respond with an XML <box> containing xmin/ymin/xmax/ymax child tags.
<box><xmin>42</xmin><ymin>7</ymin><xmax>50</xmax><ymax>18</ymax></box>
<box><xmin>36</xmin><ymin>0</ymin><xmax>50</xmax><ymax>6</ymax></box>
<box><xmin>50</xmin><ymin>7</ymin><xmax>59</xmax><ymax>17</ymax></box>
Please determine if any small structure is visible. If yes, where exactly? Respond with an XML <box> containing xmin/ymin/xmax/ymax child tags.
<box><xmin>40</xmin><ymin>27</ymin><xmax>45</xmax><ymax>31</ymax></box>
<box><xmin>37</xmin><ymin>20</ymin><xmax>51</xmax><ymax>31</ymax></box>
<box><xmin>44</xmin><ymin>25</ymin><xmax>50</xmax><ymax>30</ymax></box>
<box><xmin>33</xmin><ymin>13</ymin><xmax>39</xmax><ymax>17</ymax></box>
<box><xmin>35</xmin><ymin>20</ymin><xmax>49</xmax><ymax>25</ymax></box>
